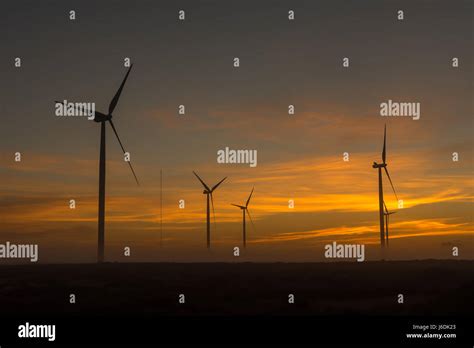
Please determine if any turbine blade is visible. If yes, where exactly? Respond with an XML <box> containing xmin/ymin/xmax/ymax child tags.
<box><xmin>231</xmin><ymin>204</ymin><xmax>245</xmax><ymax>209</ymax></box>
<box><xmin>382</xmin><ymin>124</ymin><xmax>386</xmax><ymax>163</ymax></box>
<box><xmin>383</xmin><ymin>200</ymin><xmax>388</xmax><ymax>214</ymax></box>
<box><xmin>193</xmin><ymin>171</ymin><xmax>210</xmax><ymax>191</ymax></box>
<box><xmin>211</xmin><ymin>176</ymin><xmax>227</xmax><ymax>192</ymax></box>
<box><xmin>245</xmin><ymin>187</ymin><xmax>254</xmax><ymax>208</ymax></box>
<box><xmin>108</xmin><ymin>119</ymin><xmax>139</xmax><ymax>186</ymax></box>
<box><xmin>108</xmin><ymin>64</ymin><xmax>133</xmax><ymax>114</ymax></box>
<box><xmin>246</xmin><ymin>209</ymin><xmax>256</xmax><ymax>232</ymax></box>
<box><xmin>384</xmin><ymin>167</ymin><xmax>398</xmax><ymax>202</ymax></box>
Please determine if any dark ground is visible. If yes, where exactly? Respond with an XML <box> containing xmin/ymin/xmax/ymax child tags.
<box><xmin>1</xmin><ymin>260</ymin><xmax>472</xmax><ymax>317</ymax></box>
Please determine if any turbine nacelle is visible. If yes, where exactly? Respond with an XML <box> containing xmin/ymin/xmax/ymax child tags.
<box><xmin>372</xmin><ymin>162</ymin><xmax>387</xmax><ymax>169</ymax></box>
<box><xmin>93</xmin><ymin>113</ymin><xmax>112</xmax><ymax>123</ymax></box>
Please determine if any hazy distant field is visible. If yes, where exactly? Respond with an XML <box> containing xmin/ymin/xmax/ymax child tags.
<box><xmin>1</xmin><ymin>260</ymin><xmax>472</xmax><ymax>317</ymax></box>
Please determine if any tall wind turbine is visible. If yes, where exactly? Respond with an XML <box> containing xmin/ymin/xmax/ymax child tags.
<box><xmin>56</xmin><ymin>64</ymin><xmax>139</xmax><ymax>263</ymax></box>
<box><xmin>193</xmin><ymin>171</ymin><xmax>226</xmax><ymax>248</ymax></box>
<box><xmin>383</xmin><ymin>201</ymin><xmax>396</xmax><ymax>248</ymax></box>
<box><xmin>231</xmin><ymin>188</ymin><xmax>255</xmax><ymax>248</ymax></box>
<box><xmin>372</xmin><ymin>124</ymin><xmax>398</xmax><ymax>248</ymax></box>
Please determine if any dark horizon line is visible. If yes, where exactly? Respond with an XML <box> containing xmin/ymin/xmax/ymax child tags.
<box><xmin>0</xmin><ymin>258</ymin><xmax>471</xmax><ymax>266</ymax></box>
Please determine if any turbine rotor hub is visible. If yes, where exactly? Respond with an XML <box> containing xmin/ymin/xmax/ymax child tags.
<box><xmin>372</xmin><ymin>162</ymin><xmax>387</xmax><ymax>168</ymax></box>
<box><xmin>93</xmin><ymin>113</ymin><xmax>112</xmax><ymax>123</ymax></box>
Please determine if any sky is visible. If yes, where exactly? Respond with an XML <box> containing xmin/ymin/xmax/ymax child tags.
<box><xmin>0</xmin><ymin>0</ymin><xmax>472</xmax><ymax>263</ymax></box>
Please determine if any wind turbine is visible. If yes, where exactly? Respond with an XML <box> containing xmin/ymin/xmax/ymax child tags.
<box><xmin>231</xmin><ymin>188</ymin><xmax>255</xmax><ymax>248</ymax></box>
<box><xmin>193</xmin><ymin>171</ymin><xmax>226</xmax><ymax>248</ymax></box>
<box><xmin>372</xmin><ymin>124</ymin><xmax>398</xmax><ymax>248</ymax></box>
<box><xmin>56</xmin><ymin>64</ymin><xmax>139</xmax><ymax>263</ymax></box>
<box><xmin>383</xmin><ymin>201</ymin><xmax>396</xmax><ymax>248</ymax></box>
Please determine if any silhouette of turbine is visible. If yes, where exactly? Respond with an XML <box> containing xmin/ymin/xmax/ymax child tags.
<box><xmin>56</xmin><ymin>64</ymin><xmax>139</xmax><ymax>263</ymax></box>
<box><xmin>231</xmin><ymin>188</ymin><xmax>255</xmax><ymax>248</ymax></box>
<box><xmin>193</xmin><ymin>171</ymin><xmax>226</xmax><ymax>248</ymax></box>
<box><xmin>372</xmin><ymin>124</ymin><xmax>398</xmax><ymax>248</ymax></box>
<box><xmin>383</xmin><ymin>201</ymin><xmax>396</xmax><ymax>248</ymax></box>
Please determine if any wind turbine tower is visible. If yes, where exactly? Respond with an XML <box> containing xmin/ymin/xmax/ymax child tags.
<box><xmin>56</xmin><ymin>64</ymin><xmax>139</xmax><ymax>263</ymax></box>
<box><xmin>193</xmin><ymin>171</ymin><xmax>226</xmax><ymax>248</ymax></box>
<box><xmin>372</xmin><ymin>125</ymin><xmax>398</xmax><ymax>248</ymax></box>
<box><xmin>231</xmin><ymin>188</ymin><xmax>255</xmax><ymax>247</ymax></box>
